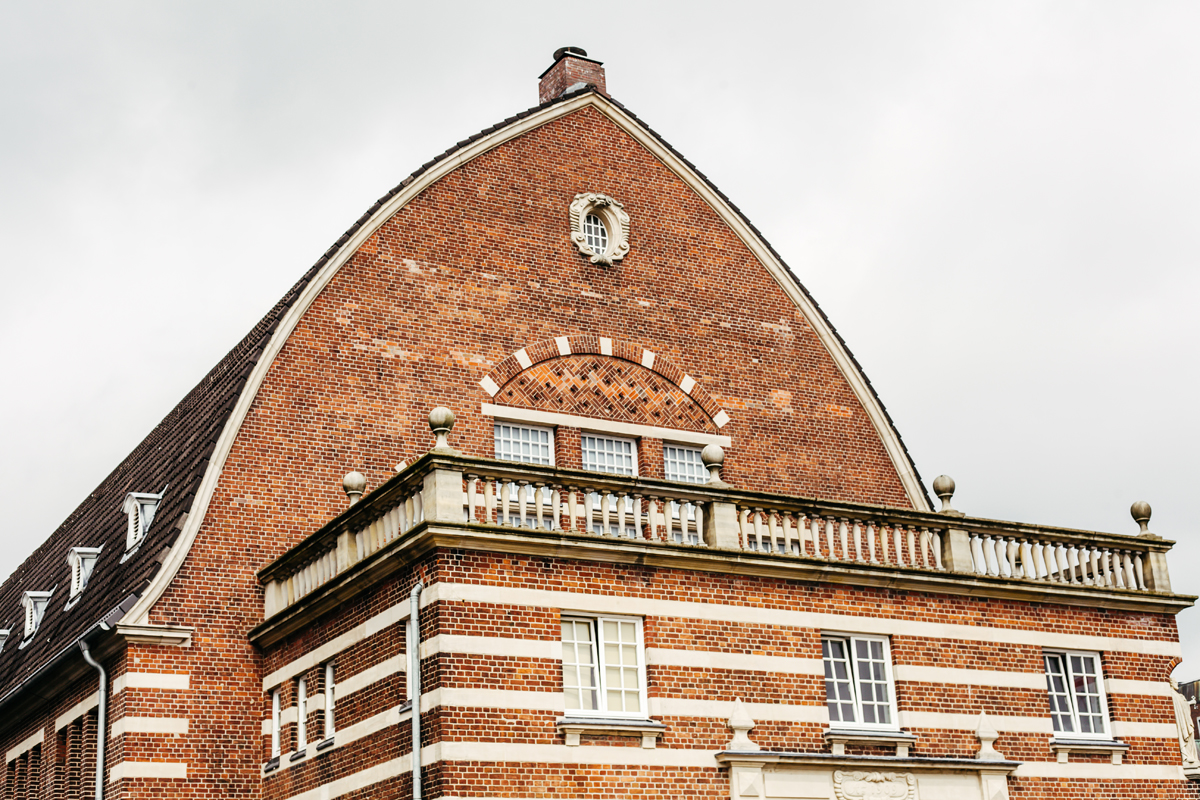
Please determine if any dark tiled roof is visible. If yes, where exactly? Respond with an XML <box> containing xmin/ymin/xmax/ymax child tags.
<box><xmin>0</xmin><ymin>85</ymin><xmax>929</xmax><ymax>705</ymax></box>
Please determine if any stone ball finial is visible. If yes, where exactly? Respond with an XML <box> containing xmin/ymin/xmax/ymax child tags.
<box><xmin>1131</xmin><ymin>501</ymin><xmax>1152</xmax><ymax>535</ymax></box>
<box><xmin>428</xmin><ymin>407</ymin><xmax>456</xmax><ymax>451</ymax></box>
<box><xmin>343</xmin><ymin>470</ymin><xmax>366</xmax><ymax>506</ymax></box>
<box><xmin>933</xmin><ymin>474</ymin><xmax>956</xmax><ymax>513</ymax></box>
<box><xmin>701</xmin><ymin>444</ymin><xmax>727</xmax><ymax>486</ymax></box>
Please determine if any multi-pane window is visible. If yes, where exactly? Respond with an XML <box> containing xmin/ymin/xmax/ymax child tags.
<box><xmin>581</xmin><ymin>435</ymin><xmax>637</xmax><ymax>536</ymax></box>
<box><xmin>582</xmin><ymin>435</ymin><xmax>636</xmax><ymax>475</ymax></box>
<box><xmin>664</xmin><ymin>445</ymin><xmax>706</xmax><ymax>484</ymax></box>
<box><xmin>584</xmin><ymin>214</ymin><xmax>608</xmax><ymax>254</ymax></box>
<box><xmin>323</xmin><ymin>662</ymin><xmax>335</xmax><ymax>741</ymax></box>
<box><xmin>270</xmin><ymin>689</ymin><xmax>281</xmax><ymax>759</ymax></box>
<box><xmin>494</xmin><ymin>423</ymin><xmax>554</xmax><ymax>465</ymax></box>
<box><xmin>561</xmin><ymin>616</ymin><xmax>646</xmax><ymax>717</ymax></box>
<box><xmin>296</xmin><ymin>677</ymin><xmax>308</xmax><ymax>751</ymax></box>
<box><xmin>822</xmin><ymin>634</ymin><xmax>897</xmax><ymax>729</ymax></box>
<box><xmin>1044</xmin><ymin>651</ymin><xmax>1109</xmax><ymax>737</ymax></box>
<box><xmin>664</xmin><ymin>444</ymin><xmax>706</xmax><ymax>534</ymax></box>
<box><xmin>494</xmin><ymin>423</ymin><xmax>555</xmax><ymax>527</ymax></box>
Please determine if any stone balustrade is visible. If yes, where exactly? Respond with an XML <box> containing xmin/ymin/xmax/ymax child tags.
<box><xmin>255</xmin><ymin>409</ymin><xmax>1179</xmax><ymax>622</ymax></box>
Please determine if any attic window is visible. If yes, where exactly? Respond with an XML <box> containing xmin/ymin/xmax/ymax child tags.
<box><xmin>0</xmin><ymin>630</ymin><xmax>9</xmax><ymax>654</ymax></box>
<box><xmin>583</xmin><ymin>214</ymin><xmax>608</xmax><ymax>254</ymax></box>
<box><xmin>122</xmin><ymin>490</ymin><xmax>164</xmax><ymax>553</ymax></box>
<box><xmin>67</xmin><ymin>547</ymin><xmax>103</xmax><ymax>600</ymax></box>
<box><xmin>20</xmin><ymin>591</ymin><xmax>53</xmax><ymax>641</ymax></box>
<box><xmin>569</xmin><ymin>193</ymin><xmax>630</xmax><ymax>266</ymax></box>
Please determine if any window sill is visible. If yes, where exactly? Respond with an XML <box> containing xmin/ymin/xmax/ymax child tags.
<box><xmin>556</xmin><ymin>716</ymin><xmax>666</xmax><ymax>748</ymax></box>
<box><xmin>316</xmin><ymin>736</ymin><xmax>335</xmax><ymax>752</ymax></box>
<box><xmin>289</xmin><ymin>749</ymin><xmax>306</xmax><ymax>762</ymax></box>
<box><xmin>263</xmin><ymin>756</ymin><xmax>280</xmax><ymax>774</ymax></box>
<box><xmin>1049</xmin><ymin>738</ymin><xmax>1128</xmax><ymax>765</ymax></box>
<box><xmin>824</xmin><ymin>728</ymin><xmax>917</xmax><ymax>757</ymax></box>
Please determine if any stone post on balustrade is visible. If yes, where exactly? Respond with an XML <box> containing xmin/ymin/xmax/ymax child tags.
<box><xmin>423</xmin><ymin>407</ymin><xmax>467</xmax><ymax>523</ymax></box>
<box><xmin>700</xmin><ymin>445</ymin><xmax>741</xmax><ymax>550</ymax></box>
<box><xmin>1132</xmin><ymin>501</ymin><xmax>1172</xmax><ymax>593</ymax></box>
<box><xmin>933</xmin><ymin>475</ymin><xmax>974</xmax><ymax>573</ymax></box>
<box><xmin>336</xmin><ymin>470</ymin><xmax>366</xmax><ymax>572</ymax></box>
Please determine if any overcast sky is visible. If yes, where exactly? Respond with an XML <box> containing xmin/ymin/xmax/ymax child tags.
<box><xmin>1</xmin><ymin>2</ymin><xmax>1197</xmax><ymax>674</ymax></box>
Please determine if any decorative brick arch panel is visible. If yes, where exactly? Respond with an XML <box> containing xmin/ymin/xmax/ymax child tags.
<box><xmin>479</xmin><ymin>335</ymin><xmax>730</xmax><ymax>430</ymax></box>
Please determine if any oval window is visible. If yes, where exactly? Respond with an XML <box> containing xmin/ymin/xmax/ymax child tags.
<box><xmin>583</xmin><ymin>213</ymin><xmax>608</xmax><ymax>255</ymax></box>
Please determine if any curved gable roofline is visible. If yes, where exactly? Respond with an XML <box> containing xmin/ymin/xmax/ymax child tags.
<box><xmin>118</xmin><ymin>86</ymin><xmax>930</xmax><ymax>630</ymax></box>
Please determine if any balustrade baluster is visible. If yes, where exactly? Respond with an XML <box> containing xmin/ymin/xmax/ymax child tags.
<box><xmin>769</xmin><ymin>512</ymin><xmax>780</xmax><ymax>552</ymax></box>
<box><xmin>917</xmin><ymin>528</ymin><xmax>929</xmax><ymax>568</ymax></box>
<box><xmin>864</xmin><ymin>520</ymin><xmax>877</xmax><ymax>563</ymax></box>
<box><xmin>466</xmin><ymin>475</ymin><xmax>478</xmax><ymax>523</ymax></box>
<box><xmin>1029</xmin><ymin>539</ymin><xmax>1046</xmax><ymax>580</ymax></box>
<box><xmin>1134</xmin><ymin>552</ymin><xmax>1145</xmax><ymax>590</ymax></box>
<box><xmin>822</xmin><ymin>517</ymin><xmax>835</xmax><ymax>560</ymax></box>
<box><xmin>903</xmin><ymin>526</ymin><xmax>914</xmax><ymax>567</ymax></box>
<box><xmin>850</xmin><ymin>520</ymin><xmax>863</xmax><ymax>562</ymax></box>
<box><xmin>550</xmin><ymin>488</ymin><xmax>561</xmax><ymax>530</ymax></box>
<box><xmin>931</xmin><ymin>529</ymin><xmax>944</xmax><ymax>570</ymax></box>
<box><xmin>838</xmin><ymin>518</ymin><xmax>849</xmax><ymax>560</ymax></box>
<box><xmin>982</xmin><ymin>535</ymin><xmax>999</xmax><ymax>576</ymax></box>
<box><xmin>1123</xmin><ymin>551</ymin><xmax>1137</xmax><ymax>590</ymax></box>
<box><xmin>516</xmin><ymin>483</ymin><xmax>528</xmax><ymax>527</ymax></box>
<box><xmin>616</xmin><ymin>492</ymin><xmax>628</xmax><ymax>537</ymax></box>
<box><xmin>752</xmin><ymin>510</ymin><xmax>765</xmax><ymax>552</ymax></box>
<box><xmin>693</xmin><ymin>502</ymin><xmax>705</xmax><ymax>546</ymax></box>
<box><xmin>565</xmin><ymin>487</ymin><xmax>578</xmax><ymax>532</ymax></box>
<box><xmin>810</xmin><ymin>515</ymin><xmax>822</xmax><ymax>557</ymax></box>
<box><xmin>499</xmin><ymin>482</ymin><xmax>511</xmax><ymax>526</ymax></box>
<box><xmin>584</xmin><ymin>490</ymin><xmax>595</xmax><ymax>534</ymax></box>
<box><xmin>1065</xmin><ymin>544</ymin><xmax>1080</xmax><ymax>584</ymax></box>
<box><xmin>780</xmin><ymin>512</ymin><xmax>794</xmax><ymax>554</ymax></box>
<box><xmin>891</xmin><ymin>524</ymin><xmax>903</xmax><ymax>566</ymax></box>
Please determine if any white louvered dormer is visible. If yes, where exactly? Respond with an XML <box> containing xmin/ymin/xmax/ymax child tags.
<box><xmin>0</xmin><ymin>629</ymin><xmax>9</xmax><ymax>654</ymax></box>
<box><xmin>122</xmin><ymin>490</ymin><xmax>164</xmax><ymax>555</ymax></box>
<box><xmin>20</xmin><ymin>590</ymin><xmax>54</xmax><ymax>642</ymax></box>
<box><xmin>66</xmin><ymin>546</ymin><xmax>103</xmax><ymax>602</ymax></box>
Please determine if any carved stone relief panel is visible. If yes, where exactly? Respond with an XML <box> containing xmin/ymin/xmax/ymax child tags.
<box><xmin>831</xmin><ymin>771</ymin><xmax>916</xmax><ymax>800</ymax></box>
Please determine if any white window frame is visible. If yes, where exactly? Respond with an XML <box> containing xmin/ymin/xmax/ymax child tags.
<box><xmin>1043</xmin><ymin>649</ymin><xmax>1111</xmax><ymax>739</ymax></box>
<box><xmin>560</xmin><ymin>614</ymin><xmax>648</xmax><ymax>719</ymax></box>
<box><xmin>493</xmin><ymin>422</ymin><xmax>555</xmax><ymax>466</ymax></box>
<box><xmin>270</xmin><ymin>689</ymin><xmax>281</xmax><ymax>759</ymax></box>
<box><xmin>580</xmin><ymin>433</ymin><xmax>638</xmax><ymax>536</ymax></box>
<box><xmin>821</xmin><ymin>633</ymin><xmax>899</xmax><ymax>731</ymax></box>
<box><xmin>580</xmin><ymin>433</ymin><xmax>638</xmax><ymax>476</ymax></box>
<box><xmin>323</xmin><ymin>662</ymin><xmax>335</xmax><ymax>741</ymax></box>
<box><xmin>663</xmin><ymin>443</ymin><xmax>707</xmax><ymax>485</ymax></box>
<box><xmin>296</xmin><ymin>677</ymin><xmax>308</xmax><ymax>751</ymax></box>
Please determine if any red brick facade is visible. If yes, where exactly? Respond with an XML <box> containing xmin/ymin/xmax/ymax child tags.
<box><xmin>2</xmin><ymin>52</ymin><xmax>1195</xmax><ymax>800</ymax></box>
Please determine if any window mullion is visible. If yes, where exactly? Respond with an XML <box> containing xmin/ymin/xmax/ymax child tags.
<box><xmin>592</xmin><ymin>620</ymin><xmax>607</xmax><ymax>714</ymax></box>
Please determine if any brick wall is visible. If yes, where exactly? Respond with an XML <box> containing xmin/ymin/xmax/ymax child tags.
<box><xmin>254</xmin><ymin>547</ymin><xmax>1192</xmax><ymax>799</ymax></box>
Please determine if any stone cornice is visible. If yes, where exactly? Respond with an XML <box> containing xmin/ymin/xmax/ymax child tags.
<box><xmin>249</xmin><ymin>514</ymin><xmax>1194</xmax><ymax>649</ymax></box>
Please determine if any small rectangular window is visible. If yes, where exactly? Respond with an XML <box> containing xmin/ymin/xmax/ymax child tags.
<box><xmin>494</xmin><ymin>423</ymin><xmax>554</xmax><ymax>465</ymax></box>
<box><xmin>323</xmin><ymin>662</ymin><xmax>335</xmax><ymax>740</ymax></box>
<box><xmin>561</xmin><ymin>615</ymin><xmax>647</xmax><ymax>718</ymax></box>
<box><xmin>1044</xmin><ymin>651</ymin><xmax>1109</xmax><ymax>738</ymax></box>
<box><xmin>581</xmin><ymin>435</ymin><xmax>637</xmax><ymax>476</ymax></box>
<box><xmin>664</xmin><ymin>445</ymin><xmax>706</xmax><ymax>484</ymax></box>
<box><xmin>822</xmin><ymin>634</ymin><xmax>897</xmax><ymax>729</ymax></box>
<box><xmin>270</xmin><ymin>689</ymin><xmax>281</xmax><ymax>758</ymax></box>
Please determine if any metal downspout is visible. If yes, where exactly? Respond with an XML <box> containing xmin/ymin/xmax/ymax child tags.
<box><xmin>78</xmin><ymin>641</ymin><xmax>106</xmax><ymax>800</ymax></box>
<box><xmin>410</xmin><ymin>581</ymin><xmax>424</xmax><ymax>800</ymax></box>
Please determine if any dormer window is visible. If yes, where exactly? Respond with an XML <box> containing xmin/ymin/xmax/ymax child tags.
<box><xmin>20</xmin><ymin>591</ymin><xmax>53</xmax><ymax>641</ymax></box>
<box><xmin>123</xmin><ymin>490</ymin><xmax>164</xmax><ymax>553</ymax></box>
<box><xmin>0</xmin><ymin>629</ymin><xmax>9</xmax><ymax>654</ymax></box>
<box><xmin>67</xmin><ymin>547</ymin><xmax>103</xmax><ymax>600</ymax></box>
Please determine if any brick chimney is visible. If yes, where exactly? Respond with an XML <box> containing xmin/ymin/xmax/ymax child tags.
<box><xmin>538</xmin><ymin>47</ymin><xmax>606</xmax><ymax>104</ymax></box>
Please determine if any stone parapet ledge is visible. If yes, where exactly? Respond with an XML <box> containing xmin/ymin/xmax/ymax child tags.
<box><xmin>253</xmin><ymin>450</ymin><xmax>1195</xmax><ymax>627</ymax></box>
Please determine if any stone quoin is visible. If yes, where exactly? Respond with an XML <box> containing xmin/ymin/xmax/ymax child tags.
<box><xmin>1</xmin><ymin>47</ymin><xmax>1197</xmax><ymax>800</ymax></box>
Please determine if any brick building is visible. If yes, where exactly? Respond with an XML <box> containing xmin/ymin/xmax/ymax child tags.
<box><xmin>2</xmin><ymin>47</ymin><xmax>1198</xmax><ymax>800</ymax></box>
